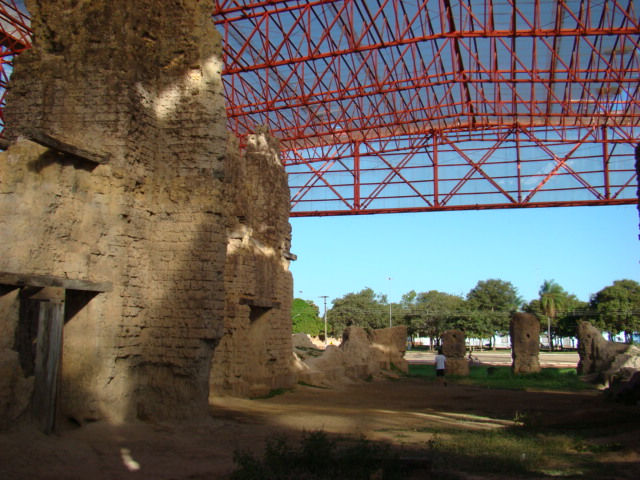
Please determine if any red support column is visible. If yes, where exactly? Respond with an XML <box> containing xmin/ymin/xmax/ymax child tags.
<box><xmin>602</xmin><ymin>126</ymin><xmax>611</xmax><ymax>200</ymax></box>
<box><xmin>353</xmin><ymin>141</ymin><xmax>361</xmax><ymax>212</ymax></box>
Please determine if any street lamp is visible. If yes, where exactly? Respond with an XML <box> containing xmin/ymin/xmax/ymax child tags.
<box><xmin>319</xmin><ymin>295</ymin><xmax>328</xmax><ymax>346</ymax></box>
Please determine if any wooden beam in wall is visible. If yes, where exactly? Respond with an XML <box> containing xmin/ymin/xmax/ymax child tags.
<box><xmin>24</xmin><ymin>128</ymin><xmax>111</xmax><ymax>165</ymax></box>
<box><xmin>0</xmin><ymin>271</ymin><xmax>112</xmax><ymax>292</ymax></box>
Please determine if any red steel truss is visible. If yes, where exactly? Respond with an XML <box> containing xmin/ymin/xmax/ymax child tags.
<box><xmin>1</xmin><ymin>1</ymin><xmax>639</xmax><ymax>217</ymax></box>
<box><xmin>213</xmin><ymin>0</ymin><xmax>640</xmax><ymax>216</ymax></box>
<box><xmin>0</xmin><ymin>0</ymin><xmax>31</xmax><ymax>130</ymax></box>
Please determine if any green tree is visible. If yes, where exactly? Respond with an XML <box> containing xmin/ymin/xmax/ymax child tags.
<box><xmin>524</xmin><ymin>284</ymin><xmax>587</xmax><ymax>348</ymax></box>
<box><xmin>401</xmin><ymin>290</ymin><xmax>466</xmax><ymax>347</ymax></box>
<box><xmin>539</xmin><ymin>279</ymin><xmax>566</xmax><ymax>350</ymax></box>
<box><xmin>328</xmin><ymin>287</ymin><xmax>387</xmax><ymax>336</ymax></box>
<box><xmin>466</xmin><ymin>279</ymin><xmax>521</xmax><ymax>349</ymax></box>
<box><xmin>291</xmin><ymin>298</ymin><xmax>324</xmax><ymax>336</ymax></box>
<box><xmin>398</xmin><ymin>290</ymin><xmax>421</xmax><ymax>339</ymax></box>
<box><xmin>590</xmin><ymin>279</ymin><xmax>640</xmax><ymax>342</ymax></box>
<box><xmin>554</xmin><ymin>296</ymin><xmax>589</xmax><ymax>345</ymax></box>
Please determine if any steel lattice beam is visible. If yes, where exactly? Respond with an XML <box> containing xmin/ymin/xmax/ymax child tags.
<box><xmin>213</xmin><ymin>0</ymin><xmax>639</xmax><ymax>216</ymax></box>
<box><xmin>1</xmin><ymin>1</ymin><xmax>638</xmax><ymax>217</ymax></box>
<box><xmin>0</xmin><ymin>0</ymin><xmax>32</xmax><ymax>130</ymax></box>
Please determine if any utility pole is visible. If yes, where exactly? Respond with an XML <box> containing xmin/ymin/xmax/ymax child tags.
<box><xmin>387</xmin><ymin>277</ymin><xmax>393</xmax><ymax>327</ymax></box>
<box><xmin>319</xmin><ymin>295</ymin><xmax>328</xmax><ymax>346</ymax></box>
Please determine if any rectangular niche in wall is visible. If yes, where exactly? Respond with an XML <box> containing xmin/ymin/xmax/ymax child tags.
<box><xmin>0</xmin><ymin>272</ymin><xmax>111</xmax><ymax>433</ymax></box>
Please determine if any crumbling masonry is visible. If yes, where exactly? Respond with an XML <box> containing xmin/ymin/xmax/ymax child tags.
<box><xmin>0</xmin><ymin>0</ymin><xmax>295</xmax><ymax>429</ymax></box>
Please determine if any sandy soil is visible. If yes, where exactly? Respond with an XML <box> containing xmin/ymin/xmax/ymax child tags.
<box><xmin>1</xmin><ymin>353</ymin><xmax>638</xmax><ymax>480</ymax></box>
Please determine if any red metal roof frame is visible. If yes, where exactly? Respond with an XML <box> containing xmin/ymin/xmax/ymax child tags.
<box><xmin>0</xmin><ymin>0</ymin><xmax>31</xmax><ymax>129</ymax></box>
<box><xmin>1</xmin><ymin>1</ymin><xmax>638</xmax><ymax>217</ymax></box>
<box><xmin>213</xmin><ymin>0</ymin><xmax>640</xmax><ymax>216</ymax></box>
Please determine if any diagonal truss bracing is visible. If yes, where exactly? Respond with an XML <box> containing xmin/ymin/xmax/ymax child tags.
<box><xmin>0</xmin><ymin>1</ymin><xmax>638</xmax><ymax>217</ymax></box>
<box><xmin>213</xmin><ymin>0</ymin><xmax>640</xmax><ymax>216</ymax></box>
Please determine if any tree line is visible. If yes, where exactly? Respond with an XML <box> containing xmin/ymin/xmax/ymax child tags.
<box><xmin>291</xmin><ymin>279</ymin><xmax>640</xmax><ymax>348</ymax></box>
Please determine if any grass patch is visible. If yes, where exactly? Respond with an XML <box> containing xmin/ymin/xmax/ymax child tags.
<box><xmin>231</xmin><ymin>430</ymin><xmax>403</xmax><ymax>479</ymax></box>
<box><xmin>417</xmin><ymin>426</ymin><xmax>599</xmax><ymax>477</ymax></box>
<box><xmin>230</xmin><ymin>426</ymin><xmax>628</xmax><ymax>479</ymax></box>
<box><xmin>294</xmin><ymin>346</ymin><xmax>324</xmax><ymax>358</ymax></box>
<box><xmin>408</xmin><ymin>364</ymin><xmax>594</xmax><ymax>391</ymax></box>
<box><xmin>253</xmin><ymin>387</ymin><xmax>291</xmax><ymax>399</ymax></box>
<box><xmin>389</xmin><ymin>362</ymin><xmax>404</xmax><ymax>374</ymax></box>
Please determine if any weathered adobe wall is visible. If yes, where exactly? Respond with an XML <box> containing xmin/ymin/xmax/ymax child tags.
<box><xmin>0</xmin><ymin>0</ymin><xmax>229</xmax><ymax>424</ymax></box>
<box><xmin>210</xmin><ymin>129</ymin><xmax>296</xmax><ymax>398</ymax></box>
<box><xmin>293</xmin><ymin>326</ymin><xmax>408</xmax><ymax>387</ymax></box>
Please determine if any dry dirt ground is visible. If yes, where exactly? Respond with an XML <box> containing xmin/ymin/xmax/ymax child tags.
<box><xmin>1</xmin><ymin>352</ymin><xmax>639</xmax><ymax>480</ymax></box>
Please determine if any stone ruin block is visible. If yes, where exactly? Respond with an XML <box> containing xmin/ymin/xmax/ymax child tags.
<box><xmin>369</xmin><ymin>326</ymin><xmax>409</xmax><ymax>373</ymax></box>
<box><xmin>606</xmin><ymin>361</ymin><xmax>640</xmax><ymax>404</ymax></box>
<box><xmin>338</xmin><ymin>326</ymin><xmax>408</xmax><ymax>379</ymax></box>
<box><xmin>441</xmin><ymin>329</ymin><xmax>469</xmax><ymax>376</ymax></box>
<box><xmin>292</xmin><ymin>326</ymin><xmax>408</xmax><ymax>387</ymax></box>
<box><xmin>0</xmin><ymin>0</ymin><xmax>296</xmax><ymax>428</ymax></box>
<box><xmin>577</xmin><ymin>321</ymin><xmax>629</xmax><ymax>377</ymax></box>
<box><xmin>510</xmin><ymin>313</ymin><xmax>541</xmax><ymax>374</ymax></box>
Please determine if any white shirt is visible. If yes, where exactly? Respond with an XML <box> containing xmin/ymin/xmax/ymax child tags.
<box><xmin>435</xmin><ymin>354</ymin><xmax>446</xmax><ymax>370</ymax></box>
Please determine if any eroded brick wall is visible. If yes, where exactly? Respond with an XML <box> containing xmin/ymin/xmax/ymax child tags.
<box><xmin>0</xmin><ymin>0</ymin><xmax>228</xmax><ymax>423</ymax></box>
<box><xmin>211</xmin><ymin>129</ymin><xmax>296</xmax><ymax>397</ymax></box>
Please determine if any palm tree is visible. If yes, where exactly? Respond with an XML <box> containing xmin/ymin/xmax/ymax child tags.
<box><xmin>539</xmin><ymin>280</ymin><xmax>565</xmax><ymax>350</ymax></box>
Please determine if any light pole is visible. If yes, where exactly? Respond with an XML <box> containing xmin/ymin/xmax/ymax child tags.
<box><xmin>319</xmin><ymin>295</ymin><xmax>328</xmax><ymax>346</ymax></box>
<box><xmin>387</xmin><ymin>277</ymin><xmax>393</xmax><ymax>327</ymax></box>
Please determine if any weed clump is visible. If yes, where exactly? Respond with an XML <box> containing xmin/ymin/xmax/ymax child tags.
<box><xmin>231</xmin><ymin>430</ymin><xmax>403</xmax><ymax>479</ymax></box>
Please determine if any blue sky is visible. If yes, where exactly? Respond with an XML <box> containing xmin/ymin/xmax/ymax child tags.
<box><xmin>289</xmin><ymin>205</ymin><xmax>640</xmax><ymax>308</ymax></box>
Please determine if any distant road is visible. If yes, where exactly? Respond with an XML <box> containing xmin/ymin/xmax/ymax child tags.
<box><xmin>406</xmin><ymin>350</ymin><xmax>580</xmax><ymax>368</ymax></box>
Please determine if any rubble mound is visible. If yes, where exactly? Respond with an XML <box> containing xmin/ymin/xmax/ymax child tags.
<box><xmin>576</xmin><ymin>320</ymin><xmax>640</xmax><ymax>403</ymax></box>
<box><xmin>292</xmin><ymin>326</ymin><xmax>408</xmax><ymax>388</ymax></box>
<box><xmin>605</xmin><ymin>367</ymin><xmax>640</xmax><ymax>404</ymax></box>
<box><xmin>577</xmin><ymin>321</ymin><xmax>629</xmax><ymax>378</ymax></box>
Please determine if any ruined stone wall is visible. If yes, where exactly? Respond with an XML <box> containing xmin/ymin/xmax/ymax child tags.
<box><xmin>293</xmin><ymin>326</ymin><xmax>408</xmax><ymax>387</ymax></box>
<box><xmin>0</xmin><ymin>0</ymin><xmax>228</xmax><ymax>424</ymax></box>
<box><xmin>577</xmin><ymin>321</ymin><xmax>629</xmax><ymax>376</ymax></box>
<box><xmin>210</xmin><ymin>129</ymin><xmax>296</xmax><ymax>397</ymax></box>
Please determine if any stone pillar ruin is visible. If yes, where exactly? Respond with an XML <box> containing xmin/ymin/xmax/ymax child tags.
<box><xmin>0</xmin><ymin>0</ymin><xmax>295</xmax><ymax>428</ymax></box>
<box><xmin>441</xmin><ymin>329</ymin><xmax>469</xmax><ymax>376</ymax></box>
<box><xmin>509</xmin><ymin>312</ymin><xmax>541</xmax><ymax>373</ymax></box>
<box><xmin>576</xmin><ymin>321</ymin><xmax>628</xmax><ymax>376</ymax></box>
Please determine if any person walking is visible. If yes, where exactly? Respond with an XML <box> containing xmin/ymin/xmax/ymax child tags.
<box><xmin>434</xmin><ymin>348</ymin><xmax>447</xmax><ymax>386</ymax></box>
